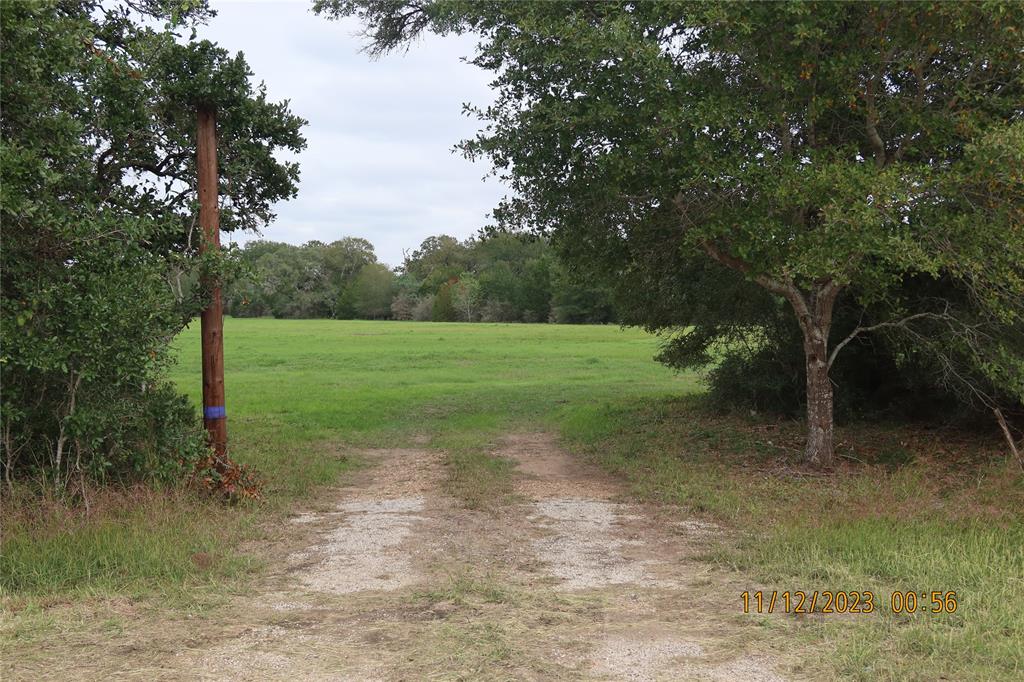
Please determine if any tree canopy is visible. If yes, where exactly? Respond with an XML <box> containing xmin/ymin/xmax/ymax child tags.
<box><xmin>1</xmin><ymin>0</ymin><xmax>306</xmax><ymax>486</ymax></box>
<box><xmin>319</xmin><ymin>0</ymin><xmax>1024</xmax><ymax>465</ymax></box>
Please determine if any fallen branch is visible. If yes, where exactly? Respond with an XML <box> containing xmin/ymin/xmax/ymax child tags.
<box><xmin>993</xmin><ymin>408</ymin><xmax>1024</xmax><ymax>473</ymax></box>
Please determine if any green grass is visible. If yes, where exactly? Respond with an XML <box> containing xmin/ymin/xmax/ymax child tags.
<box><xmin>413</xmin><ymin>571</ymin><xmax>511</xmax><ymax>607</ymax></box>
<box><xmin>2</xmin><ymin>319</ymin><xmax>688</xmax><ymax>603</ymax></box>
<box><xmin>166</xmin><ymin>319</ymin><xmax>692</xmax><ymax>506</ymax></box>
<box><xmin>5</xmin><ymin>319</ymin><xmax>1021</xmax><ymax>680</ymax></box>
<box><xmin>2</xmin><ymin>490</ymin><xmax>258</xmax><ymax>600</ymax></box>
<box><xmin>562</xmin><ymin>395</ymin><xmax>1024</xmax><ymax>681</ymax></box>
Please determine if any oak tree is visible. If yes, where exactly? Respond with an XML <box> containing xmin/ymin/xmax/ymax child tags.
<box><xmin>319</xmin><ymin>0</ymin><xmax>1024</xmax><ymax>465</ymax></box>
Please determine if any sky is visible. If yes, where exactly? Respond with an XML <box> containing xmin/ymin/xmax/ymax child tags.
<box><xmin>199</xmin><ymin>0</ymin><xmax>505</xmax><ymax>266</ymax></box>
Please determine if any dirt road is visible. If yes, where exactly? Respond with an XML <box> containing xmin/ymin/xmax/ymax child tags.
<box><xmin>11</xmin><ymin>434</ymin><xmax>793</xmax><ymax>681</ymax></box>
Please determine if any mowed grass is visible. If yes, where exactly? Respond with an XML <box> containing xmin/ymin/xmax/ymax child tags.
<box><xmin>2</xmin><ymin>319</ymin><xmax>688</xmax><ymax>604</ymax></box>
<box><xmin>169</xmin><ymin>319</ymin><xmax>691</xmax><ymax>499</ymax></box>
<box><xmin>4</xmin><ymin>319</ymin><xmax>1021</xmax><ymax>680</ymax></box>
<box><xmin>562</xmin><ymin>396</ymin><xmax>1024</xmax><ymax>681</ymax></box>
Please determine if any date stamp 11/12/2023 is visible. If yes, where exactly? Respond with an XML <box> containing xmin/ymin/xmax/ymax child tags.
<box><xmin>741</xmin><ymin>590</ymin><xmax>959</xmax><ymax>615</ymax></box>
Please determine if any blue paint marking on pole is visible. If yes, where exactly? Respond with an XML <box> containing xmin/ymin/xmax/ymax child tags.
<box><xmin>204</xmin><ymin>405</ymin><xmax>226</xmax><ymax>420</ymax></box>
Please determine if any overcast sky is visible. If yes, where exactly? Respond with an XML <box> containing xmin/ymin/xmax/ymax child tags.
<box><xmin>199</xmin><ymin>0</ymin><xmax>504</xmax><ymax>266</ymax></box>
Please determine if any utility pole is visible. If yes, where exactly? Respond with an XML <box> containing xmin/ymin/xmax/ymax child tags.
<box><xmin>197</xmin><ymin>106</ymin><xmax>227</xmax><ymax>458</ymax></box>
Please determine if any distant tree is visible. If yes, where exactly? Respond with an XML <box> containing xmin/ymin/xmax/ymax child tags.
<box><xmin>550</xmin><ymin>265</ymin><xmax>616</xmax><ymax>324</ymax></box>
<box><xmin>480</xmin><ymin>299</ymin><xmax>518</xmax><ymax>323</ymax></box>
<box><xmin>349</xmin><ymin>263</ymin><xmax>396</xmax><ymax>319</ymax></box>
<box><xmin>452</xmin><ymin>273</ymin><xmax>482</xmax><ymax>322</ymax></box>
<box><xmin>320</xmin><ymin>0</ymin><xmax>1024</xmax><ymax>466</ymax></box>
<box><xmin>231</xmin><ymin>242</ymin><xmax>328</xmax><ymax>318</ymax></box>
<box><xmin>227</xmin><ymin>238</ymin><xmax>379</xmax><ymax>319</ymax></box>
<box><xmin>229</xmin><ymin>228</ymin><xmax>618</xmax><ymax>327</ymax></box>
<box><xmin>323</xmin><ymin>237</ymin><xmax>377</xmax><ymax>314</ymax></box>
<box><xmin>404</xmin><ymin>235</ymin><xmax>472</xmax><ymax>293</ymax></box>
<box><xmin>412</xmin><ymin>294</ymin><xmax>436</xmax><ymax>321</ymax></box>
<box><xmin>476</xmin><ymin>261</ymin><xmax>518</xmax><ymax>314</ymax></box>
<box><xmin>227</xmin><ymin>241</ymin><xmax>290</xmax><ymax>317</ymax></box>
<box><xmin>390</xmin><ymin>291</ymin><xmax>418</xmax><ymax>320</ymax></box>
<box><xmin>432</xmin><ymin>281</ymin><xmax>458</xmax><ymax>321</ymax></box>
<box><xmin>518</xmin><ymin>256</ymin><xmax>553</xmax><ymax>323</ymax></box>
<box><xmin>473</xmin><ymin>233</ymin><xmax>553</xmax><ymax>321</ymax></box>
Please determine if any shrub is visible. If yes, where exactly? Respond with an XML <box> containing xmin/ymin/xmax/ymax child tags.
<box><xmin>412</xmin><ymin>294</ymin><xmax>436</xmax><ymax>321</ymax></box>
<box><xmin>432</xmin><ymin>283</ymin><xmax>458</xmax><ymax>321</ymax></box>
<box><xmin>480</xmin><ymin>299</ymin><xmax>518</xmax><ymax>323</ymax></box>
<box><xmin>0</xmin><ymin>1</ymin><xmax>302</xmax><ymax>490</ymax></box>
<box><xmin>390</xmin><ymin>292</ymin><xmax>418</xmax><ymax>320</ymax></box>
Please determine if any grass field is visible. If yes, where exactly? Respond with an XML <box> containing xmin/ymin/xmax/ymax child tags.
<box><xmin>3</xmin><ymin>320</ymin><xmax>688</xmax><ymax>603</ymax></box>
<box><xmin>169</xmin><ymin>319</ymin><xmax>693</xmax><ymax>497</ymax></box>
<box><xmin>4</xmin><ymin>319</ymin><xmax>1022</xmax><ymax>680</ymax></box>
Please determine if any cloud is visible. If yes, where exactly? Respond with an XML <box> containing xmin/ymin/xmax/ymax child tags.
<box><xmin>203</xmin><ymin>0</ymin><xmax>505</xmax><ymax>266</ymax></box>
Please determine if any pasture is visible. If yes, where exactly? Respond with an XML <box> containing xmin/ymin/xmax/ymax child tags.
<box><xmin>3</xmin><ymin>319</ymin><xmax>1021</xmax><ymax>681</ymax></box>
<box><xmin>168</xmin><ymin>319</ymin><xmax>694</xmax><ymax>497</ymax></box>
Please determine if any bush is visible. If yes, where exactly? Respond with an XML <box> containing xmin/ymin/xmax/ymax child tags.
<box><xmin>1</xmin><ymin>370</ymin><xmax>208</xmax><ymax>488</ymax></box>
<box><xmin>432</xmin><ymin>283</ymin><xmax>457</xmax><ymax>321</ymax></box>
<box><xmin>412</xmin><ymin>295</ymin><xmax>436</xmax><ymax>321</ymax></box>
<box><xmin>1</xmin><ymin>1</ymin><xmax>302</xmax><ymax>490</ymax></box>
<box><xmin>391</xmin><ymin>292</ymin><xmax>417</xmax><ymax>320</ymax></box>
<box><xmin>691</xmin><ymin>293</ymin><xmax>1021</xmax><ymax>429</ymax></box>
<box><xmin>0</xmin><ymin>223</ymin><xmax>210</xmax><ymax>487</ymax></box>
<box><xmin>549</xmin><ymin>282</ymin><xmax>617</xmax><ymax>324</ymax></box>
<box><xmin>480</xmin><ymin>299</ymin><xmax>518</xmax><ymax>323</ymax></box>
<box><xmin>705</xmin><ymin>348</ymin><xmax>803</xmax><ymax>417</ymax></box>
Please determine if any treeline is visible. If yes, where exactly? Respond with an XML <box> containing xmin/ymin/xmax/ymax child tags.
<box><xmin>226</xmin><ymin>233</ymin><xmax>617</xmax><ymax>324</ymax></box>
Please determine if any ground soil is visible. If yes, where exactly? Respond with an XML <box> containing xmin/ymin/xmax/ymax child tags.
<box><xmin>4</xmin><ymin>433</ymin><xmax>800</xmax><ymax>681</ymax></box>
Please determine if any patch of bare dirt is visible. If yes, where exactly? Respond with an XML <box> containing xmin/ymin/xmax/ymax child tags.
<box><xmin>529</xmin><ymin>498</ymin><xmax>661</xmax><ymax>589</ymax></box>
<box><xmin>590</xmin><ymin>632</ymin><xmax>787</xmax><ymax>682</ymax></box>
<box><xmin>289</xmin><ymin>497</ymin><xmax>427</xmax><ymax>595</ymax></box>
<box><xmin>503</xmin><ymin>431</ymin><xmax>619</xmax><ymax>500</ymax></box>
<box><xmin>593</xmin><ymin>633</ymin><xmax>704</xmax><ymax>681</ymax></box>
<box><xmin>499</xmin><ymin>433</ymin><xmax>792</xmax><ymax>681</ymax></box>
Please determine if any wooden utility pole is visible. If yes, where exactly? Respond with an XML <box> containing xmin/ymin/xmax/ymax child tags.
<box><xmin>197</xmin><ymin>107</ymin><xmax>227</xmax><ymax>457</ymax></box>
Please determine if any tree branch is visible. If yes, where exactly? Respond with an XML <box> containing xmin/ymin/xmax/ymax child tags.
<box><xmin>863</xmin><ymin>79</ymin><xmax>887</xmax><ymax>168</ymax></box>
<box><xmin>812</xmin><ymin>279</ymin><xmax>842</xmax><ymax>340</ymax></box>
<box><xmin>699</xmin><ymin>239</ymin><xmax>824</xmax><ymax>337</ymax></box>
<box><xmin>827</xmin><ymin>308</ymin><xmax>950</xmax><ymax>369</ymax></box>
<box><xmin>700</xmin><ymin>241</ymin><xmax>794</xmax><ymax>299</ymax></box>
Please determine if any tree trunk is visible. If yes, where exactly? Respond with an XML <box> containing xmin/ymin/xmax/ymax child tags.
<box><xmin>802</xmin><ymin>331</ymin><xmax>834</xmax><ymax>467</ymax></box>
<box><xmin>697</xmin><ymin>241</ymin><xmax>840</xmax><ymax>467</ymax></box>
